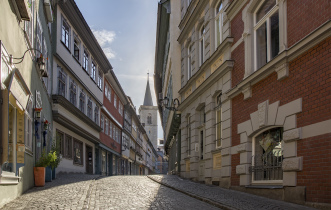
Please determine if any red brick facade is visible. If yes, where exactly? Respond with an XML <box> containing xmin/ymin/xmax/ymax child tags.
<box><xmin>229</xmin><ymin>0</ymin><xmax>331</xmax><ymax>204</ymax></box>
<box><xmin>287</xmin><ymin>0</ymin><xmax>331</xmax><ymax>47</ymax></box>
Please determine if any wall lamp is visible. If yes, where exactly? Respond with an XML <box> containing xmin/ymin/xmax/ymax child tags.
<box><xmin>160</xmin><ymin>97</ymin><xmax>180</xmax><ymax>111</ymax></box>
<box><xmin>8</xmin><ymin>48</ymin><xmax>48</xmax><ymax>77</ymax></box>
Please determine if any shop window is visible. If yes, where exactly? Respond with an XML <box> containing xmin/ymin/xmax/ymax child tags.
<box><xmin>251</xmin><ymin>127</ymin><xmax>283</xmax><ymax>182</ymax></box>
<box><xmin>64</xmin><ymin>134</ymin><xmax>73</xmax><ymax>159</ymax></box>
<box><xmin>102</xmin><ymin>150</ymin><xmax>106</xmax><ymax>174</ymax></box>
<box><xmin>73</xmin><ymin>139</ymin><xmax>83</xmax><ymax>165</ymax></box>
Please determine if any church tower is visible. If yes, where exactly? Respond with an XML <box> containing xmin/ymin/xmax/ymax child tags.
<box><xmin>139</xmin><ymin>74</ymin><xmax>158</xmax><ymax>150</ymax></box>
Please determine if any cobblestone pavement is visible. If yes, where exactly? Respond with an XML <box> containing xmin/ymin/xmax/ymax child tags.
<box><xmin>1</xmin><ymin>173</ymin><xmax>219</xmax><ymax>210</ymax></box>
<box><xmin>148</xmin><ymin>175</ymin><xmax>316</xmax><ymax>210</ymax></box>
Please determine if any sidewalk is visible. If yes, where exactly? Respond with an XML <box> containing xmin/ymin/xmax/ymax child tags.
<box><xmin>148</xmin><ymin>175</ymin><xmax>316</xmax><ymax>210</ymax></box>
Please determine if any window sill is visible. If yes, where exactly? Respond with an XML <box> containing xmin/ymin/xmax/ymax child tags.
<box><xmin>72</xmin><ymin>54</ymin><xmax>81</xmax><ymax>65</ymax></box>
<box><xmin>82</xmin><ymin>67</ymin><xmax>89</xmax><ymax>75</ymax></box>
<box><xmin>245</xmin><ymin>185</ymin><xmax>283</xmax><ymax>189</ymax></box>
<box><xmin>60</xmin><ymin>40</ymin><xmax>71</xmax><ymax>53</ymax></box>
<box><xmin>0</xmin><ymin>171</ymin><xmax>21</xmax><ymax>185</ymax></box>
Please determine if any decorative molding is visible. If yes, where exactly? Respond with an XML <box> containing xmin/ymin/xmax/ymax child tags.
<box><xmin>236</xmin><ymin>164</ymin><xmax>249</xmax><ymax>175</ymax></box>
<box><xmin>242</xmin><ymin>85</ymin><xmax>252</xmax><ymax>100</ymax></box>
<box><xmin>283</xmin><ymin>128</ymin><xmax>302</xmax><ymax>142</ymax></box>
<box><xmin>258</xmin><ymin>100</ymin><xmax>268</xmax><ymax>128</ymax></box>
<box><xmin>275</xmin><ymin>62</ymin><xmax>289</xmax><ymax>80</ymax></box>
<box><xmin>282</xmin><ymin>157</ymin><xmax>303</xmax><ymax>172</ymax></box>
<box><xmin>211</xmin><ymin>54</ymin><xmax>224</xmax><ymax>74</ymax></box>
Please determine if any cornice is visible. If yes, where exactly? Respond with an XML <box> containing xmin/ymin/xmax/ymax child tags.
<box><xmin>226</xmin><ymin>20</ymin><xmax>331</xmax><ymax>99</ymax></box>
<box><xmin>52</xmin><ymin>95</ymin><xmax>102</xmax><ymax>132</ymax></box>
<box><xmin>53</xmin><ymin>111</ymin><xmax>100</xmax><ymax>144</ymax></box>
<box><xmin>58</xmin><ymin>0</ymin><xmax>111</xmax><ymax>74</ymax></box>
<box><xmin>178</xmin><ymin>1</ymin><xmax>209</xmax><ymax>43</ymax></box>
<box><xmin>179</xmin><ymin>37</ymin><xmax>234</xmax><ymax>94</ymax></box>
<box><xmin>178</xmin><ymin>60</ymin><xmax>234</xmax><ymax>111</ymax></box>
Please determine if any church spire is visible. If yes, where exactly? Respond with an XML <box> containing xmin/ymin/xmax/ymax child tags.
<box><xmin>143</xmin><ymin>73</ymin><xmax>153</xmax><ymax>106</ymax></box>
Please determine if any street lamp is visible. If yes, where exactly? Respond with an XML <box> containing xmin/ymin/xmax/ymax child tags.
<box><xmin>8</xmin><ymin>48</ymin><xmax>48</xmax><ymax>77</ymax></box>
<box><xmin>160</xmin><ymin>97</ymin><xmax>180</xmax><ymax>111</ymax></box>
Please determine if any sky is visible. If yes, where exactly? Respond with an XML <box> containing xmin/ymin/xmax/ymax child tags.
<box><xmin>75</xmin><ymin>0</ymin><xmax>163</xmax><ymax>138</ymax></box>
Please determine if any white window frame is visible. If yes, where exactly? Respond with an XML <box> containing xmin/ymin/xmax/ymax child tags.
<box><xmin>91</xmin><ymin>61</ymin><xmax>96</xmax><ymax>81</ymax></box>
<box><xmin>215</xmin><ymin>1</ymin><xmax>224</xmax><ymax>49</ymax></box>
<box><xmin>79</xmin><ymin>89</ymin><xmax>85</xmax><ymax>114</ymax></box>
<box><xmin>253</xmin><ymin>0</ymin><xmax>279</xmax><ymax>71</ymax></box>
<box><xmin>83</xmin><ymin>49</ymin><xmax>89</xmax><ymax>72</ymax></box>
<box><xmin>100</xmin><ymin>114</ymin><xmax>104</xmax><ymax>131</ymax></box>
<box><xmin>73</xmin><ymin>33</ymin><xmax>80</xmax><ymax>61</ymax></box>
<box><xmin>61</xmin><ymin>15</ymin><xmax>70</xmax><ymax>50</ymax></box>
<box><xmin>69</xmin><ymin>77</ymin><xmax>77</xmax><ymax>106</ymax></box>
<box><xmin>98</xmin><ymin>70</ymin><xmax>103</xmax><ymax>89</ymax></box>
<box><xmin>58</xmin><ymin>66</ymin><xmax>66</xmax><ymax>97</ymax></box>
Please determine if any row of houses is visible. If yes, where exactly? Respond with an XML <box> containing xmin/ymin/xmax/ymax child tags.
<box><xmin>155</xmin><ymin>0</ymin><xmax>330</xmax><ymax>208</ymax></box>
<box><xmin>0</xmin><ymin>0</ymin><xmax>158</xmax><ymax>206</ymax></box>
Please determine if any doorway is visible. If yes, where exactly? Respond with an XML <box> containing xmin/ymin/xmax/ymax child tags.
<box><xmin>86</xmin><ymin>145</ymin><xmax>93</xmax><ymax>174</ymax></box>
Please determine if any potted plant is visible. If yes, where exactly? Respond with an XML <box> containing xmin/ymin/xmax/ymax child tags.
<box><xmin>50</xmin><ymin>135</ymin><xmax>62</xmax><ymax>179</ymax></box>
<box><xmin>45</xmin><ymin>151</ymin><xmax>57</xmax><ymax>182</ymax></box>
<box><xmin>34</xmin><ymin>149</ymin><xmax>51</xmax><ymax>187</ymax></box>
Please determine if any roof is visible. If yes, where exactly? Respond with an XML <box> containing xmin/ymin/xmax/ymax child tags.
<box><xmin>143</xmin><ymin>75</ymin><xmax>154</xmax><ymax>106</ymax></box>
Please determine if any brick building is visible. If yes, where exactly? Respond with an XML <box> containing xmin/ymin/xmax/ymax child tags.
<box><xmin>155</xmin><ymin>0</ymin><xmax>331</xmax><ymax>207</ymax></box>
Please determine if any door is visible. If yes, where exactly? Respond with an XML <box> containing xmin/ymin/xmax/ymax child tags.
<box><xmin>86</xmin><ymin>145</ymin><xmax>93</xmax><ymax>174</ymax></box>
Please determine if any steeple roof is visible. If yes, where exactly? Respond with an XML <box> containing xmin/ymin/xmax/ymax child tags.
<box><xmin>143</xmin><ymin>74</ymin><xmax>153</xmax><ymax>106</ymax></box>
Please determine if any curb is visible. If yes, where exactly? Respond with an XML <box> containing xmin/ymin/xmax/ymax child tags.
<box><xmin>147</xmin><ymin>176</ymin><xmax>236</xmax><ymax>210</ymax></box>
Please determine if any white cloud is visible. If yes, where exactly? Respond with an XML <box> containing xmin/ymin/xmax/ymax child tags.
<box><xmin>92</xmin><ymin>29</ymin><xmax>116</xmax><ymax>59</ymax></box>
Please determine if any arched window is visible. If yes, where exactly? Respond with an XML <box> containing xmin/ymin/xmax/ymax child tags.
<box><xmin>147</xmin><ymin>114</ymin><xmax>152</xmax><ymax>125</ymax></box>
<box><xmin>199</xmin><ymin>25</ymin><xmax>206</xmax><ymax>66</ymax></box>
<box><xmin>215</xmin><ymin>1</ymin><xmax>224</xmax><ymax>48</ymax></box>
<box><xmin>251</xmin><ymin>127</ymin><xmax>283</xmax><ymax>182</ymax></box>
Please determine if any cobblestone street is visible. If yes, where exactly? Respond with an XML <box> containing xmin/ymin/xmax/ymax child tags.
<box><xmin>2</xmin><ymin>174</ymin><xmax>316</xmax><ymax>210</ymax></box>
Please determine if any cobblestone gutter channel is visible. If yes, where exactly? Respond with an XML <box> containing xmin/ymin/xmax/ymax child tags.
<box><xmin>148</xmin><ymin>175</ymin><xmax>235</xmax><ymax>210</ymax></box>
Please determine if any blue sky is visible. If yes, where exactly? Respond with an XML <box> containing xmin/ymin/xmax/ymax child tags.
<box><xmin>75</xmin><ymin>0</ymin><xmax>163</xmax><ymax>138</ymax></box>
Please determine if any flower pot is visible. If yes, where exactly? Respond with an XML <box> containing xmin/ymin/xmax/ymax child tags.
<box><xmin>52</xmin><ymin>167</ymin><xmax>56</xmax><ymax>180</ymax></box>
<box><xmin>34</xmin><ymin>167</ymin><xmax>45</xmax><ymax>187</ymax></box>
<box><xmin>45</xmin><ymin>166</ymin><xmax>52</xmax><ymax>182</ymax></box>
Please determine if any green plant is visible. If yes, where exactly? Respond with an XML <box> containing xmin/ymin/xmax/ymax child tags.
<box><xmin>49</xmin><ymin>134</ymin><xmax>62</xmax><ymax>169</ymax></box>
<box><xmin>35</xmin><ymin>149</ymin><xmax>52</xmax><ymax>167</ymax></box>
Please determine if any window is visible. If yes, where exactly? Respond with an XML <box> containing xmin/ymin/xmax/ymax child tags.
<box><xmin>115</xmin><ymin>128</ymin><xmax>118</xmax><ymax>143</ymax></box>
<box><xmin>118</xmin><ymin>103</ymin><xmax>123</xmax><ymax>116</ymax></box>
<box><xmin>215</xmin><ymin>1</ymin><xmax>224</xmax><ymax>48</ymax></box>
<box><xmin>58</xmin><ymin>67</ymin><xmax>66</xmax><ymax>97</ymax></box>
<box><xmin>61</xmin><ymin>16</ymin><xmax>70</xmax><ymax>49</ymax></box>
<box><xmin>79</xmin><ymin>90</ymin><xmax>85</xmax><ymax>113</ymax></box>
<box><xmin>73</xmin><ymin>139</ymin><xmax>83</xmax><ymax>165</ymax></box>
<box><xmin>25</xmin><ymin>97</ymin><xmax>33</xmax><ymax>151</ymax></box>
<box><xmin>187</xmin><ymin>43</ymin><xmax>193</xmax><ymax>80</ymax></box>
<box><xmin>24</xmin><ymin>0</ymin><xmax>34</xmax><ymax>47</ymax></box>
<box><xmin>251</xmin><ymin>127</ymin><xmax>283</xmax><ymax>181</ymax></box>
<box><xmin>94</xmin><ymin>106</ymin><xmax>99</xmax><ymax>125</ymax></box>
<box><xmin>105</xmin><ymin>118</ymin><xmax>109</xmax><ymax>135</ymax></box>
<box><xmin>58</xmin><ymin>131</ymin><xmax>72</xmax><ymax>159</ymax></box>
<box><xmin>109</xmin><ymin>121</ymin><xmax>113</xmax><ymax>138</ymax></box>
<box><xmin>160</xmin><ymin>140</ymin><xmax>164</xmax><ymax>145</ymax></box>
<box><xmin>83</xmin><ymin>50</ymin><xmax>89</xmax><ymax>72</ymax></box>
<box><xmin>36</xmin><ymin>16</ymin><xmax>43</xmax><ymax>59</ymax></box>
<box><xmin>100</xmin><ymin>114</ymin><xmax>104</xmax><ymax>131</ymax></box>
<box><xmin>187</xmin><ymin>116</ymin><xmax>191</xmax><ymax>156</ymax></box>
<box><xmin>200</xmin><ymin>106</ymin><xmax>206</xmax><ymax>125</ymax></box>
<box><xmin>199</xmin><ymin>25</ymin><xmax>206</xmax><ymax>66</ymax></box>
<box><xmin>200</xmin><ymin>130</ymin><xmax>204</xmax><ymax>160</ymax></box>
<box><xmin>98</xmin><ymin>70</ymin><xmax>103</xmax><ymax>89</ymax></box>
<box><xmin>42</xmin><ymin>39</ymin><xmax>49</xmax><ymax>88</ymax></box>
<box><xmin>216</xmin><ymin>96</ymin><xmax>222</xmax><ymax>148</ymax></box>
<box><xmin>114</xmin><ymin>95</ymin><xmax>117</xmax><ymax>108</ymax></box>
<box><xmin>69</xmin><ymin>78</ymin><xmax>77</xmax><ymax>106</ymax></box>
<box><xmin>147</xmin><ymin>114</ymin><xmax>152</xmax><ymax>125</ymax></box>
<box><xmin>74</xmin><ymin>34</ymin><xmax>80</xmax><ymax>61</ymax></box>
<box><xmin>254</xmin><ymin>0</ymin><xmax>279</xmax><ymax>70</ymax></box>
<box><xmin>91</xmin><ymin>61</ymin><xmax>96</xmax><ymax>81</ymax></box>
<box><xmin>87</xmin><ymin>97</ymin><xmax>92</xmax><ymax>119</ymax></box>
<box><xmin>113</xmin><ymin>126</ymin><xmax>116</xmax><ymax>139</ymax></box>
<box><xmin>105</xmin><ymin>83</ymin><xmax>111</xmax><ymax>101</ymax></box>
